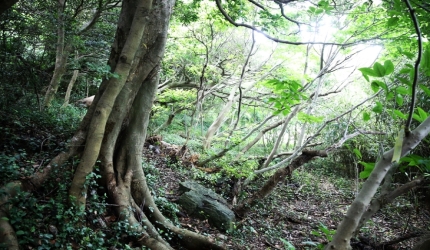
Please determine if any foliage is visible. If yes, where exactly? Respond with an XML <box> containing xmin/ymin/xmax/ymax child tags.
<box><xmin>311</xmin><ymin>222</ymin><xmax>336</xmax><ymax>249</ymax></box>
<box><xmin>6</xmin><ymin>167</ymin><xmax>110</xmax><ymax>249</ymax></box>
<box><xmin>261</xmin><ymin>78</ymin><xmax>307</xmax><ymax>116</ymax></box>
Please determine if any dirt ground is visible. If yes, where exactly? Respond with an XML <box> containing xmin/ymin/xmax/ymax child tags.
<box><xmin>144</xmin><ymin>146</ymin><xmax>430</xmax><ymax>250</ymax></box>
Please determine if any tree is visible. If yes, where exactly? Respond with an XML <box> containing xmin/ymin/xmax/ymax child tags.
<box><xmin>1</xmin><ymin>0</ymin><xmax>222</xmax><ymax>248</ymax></box>
<box><xmin>43</xmin><ymin>0</ymin><xmax>119</xmax><ymax>109</ymax></box>
<box><xmin>2</xmin><ymin>0</ymin><xmax>430</xmax><ymax>248</ymax></box>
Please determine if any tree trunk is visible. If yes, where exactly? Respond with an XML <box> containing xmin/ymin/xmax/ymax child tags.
<box><xmin>43</xmin><ymin>0</ymin><xmax>68</xmax><ymax>109</ymax></box>
<box><xmin>64</xmin><ymin>0</ymin><xmax>224</xmax><ymax>248</ymax></box>
<box><xmin>203</xmin><ymin>84</ymin><xmax>239</xmax><ymax>149</ymax></box>
<box><xmin>234</xmin><ymin>150</ymin><xmax>327</xmax><ymax>218</ymax></box>
<box><xmin>62</xmin><ymin>62</ymin><xmax>79</xmax><ymax>107</ymax></box>
<box><xmin>327</xmin><ymin>117</ymin><xmax>430</xmax><ymax>249</ymax></box>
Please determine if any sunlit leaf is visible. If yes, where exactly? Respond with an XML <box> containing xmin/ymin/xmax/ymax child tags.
<box><xmin>358</xmin><ymin>67</ymin><xmax>378</xmax><ymax>78</ymax></box>
<box><xmin>353</xmin><ymin>148</ymin><xmax>362</xmax><ymax>159</ymax></box>
<box><xmin>419</xmin><ymin>84</ymin><xmax>430</xmax><ymax>96</ymax></box>
<box><xmin>420</xmin><ymin>44</ymin><xmax>430</xmax><ymax>76</ymax></box>
<box><xmin>399</xmin><ymin>68</ymin><xmax>411</xmax><ymax>74</ymax></box>
<box><xmin>359</xmin><ymin>161</ymin><xmax>375</xmax><ymax>179</ymax></box>
<box><xmin>395</xmin><ymin>94</ymin><xmax>403</xmax><ymax>106</ymax></box>
<box><xmin>372</xmin><ymin>102</ymin><xmax>383</xmax><ymax>113</ymax></box>
<box><xmin>393</xmin><ymin>109</ymin><xmax>407</xmax><ymax>119</ymax></box>
<box><xmin>297</xmin><ymin>112</ymin><xmax>324</xmax><ymax>123</ymax></box>
<box><xmin>373</xmin><ymin>62</ymin><xmax>386</xmax><ymax>77</ymax></box>
<box><xmin>370</xmin><ymin>81</ymin><xmax>380</xmax><ymax>92</ymax></box>
<box><xmin>372</xmin><ymin>80</ymin><xmax>387</xmax><ymax>92</ymax></box>
<box><xmin>384</xmin><ymin>60</ymin><xmax>394</xmax><ymax>75</ymax></box>
<box><xmin>386</xmin><ymin>91</ymin><xmax>395</xmax><ymax>100</ymax></box>
<box><xmin>413</xmin><ymin>113</ymin><xmax>423</xmax><ymax>122</ymax></box>
<box><xmin>418</xmin><ymin>107</ymin><xmax>428</xmax><ymax>120</ymax></box>
<box><xmin>363</xmin><ymin>112</ymin><xmax>371</xmax><ymax>121</ymax></box>
<box><xmin>396</xmin><ymin>86</ymin><xmax>409</xmax><ymax>95</ymax></box>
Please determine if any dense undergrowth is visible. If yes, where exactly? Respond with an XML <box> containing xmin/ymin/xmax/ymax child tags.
<box><xmin>0</xmin><ymin>98</ymin><xmax>429</xmax><ymax>249</ymax></box>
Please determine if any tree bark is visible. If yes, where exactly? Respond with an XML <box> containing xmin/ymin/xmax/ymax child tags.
<box><xmin>43</xmin><ymin>0</ymin><xmax>67</xmax><ymax>109</ymax></box>
<box><xmin>64</xmin><ymin>0</ymin><xmax>224</xmax><ymax>248</ymax></box>
<box><xmin>62</xmin><ymin>68</ymin><xmax>79</xmax><ymax>107</ymax></box>
<box><xmin>326</xmin><ymin>116</ymin><xmax>430</xmax><ymax>250</ymax></box>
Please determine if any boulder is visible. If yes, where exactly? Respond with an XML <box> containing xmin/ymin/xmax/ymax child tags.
<box><xmin>178</xmin><ymin>181</ymin><xmax>235</xmax><ymax>231</ymax></box>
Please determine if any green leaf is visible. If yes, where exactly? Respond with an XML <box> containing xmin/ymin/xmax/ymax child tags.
<box><xmin>403</xmin><ymin>51</ymin><xmax>415</xmax><ymax>59</ymax></box>
<box><xmin>399</xmin><ymin>67</ymin><xmax>411</xmax><ymax>74</ymax></box>
<box><xmin>311</xmin><ymin>230</ymin><xmax>321</xmax><ymax>237</ymax></box>
<box><xmin>387</xmin><ymin>17</ymin><xmax>399</xmax><ymax>27</ymax></box>
<box><xmin>396</xmin><ymin>86</ymin><xmax>409</xmax><ymax>95</ymax></box>
<box><xmin>418</xmin><ymin>107</ymin><xmax>428</xmax><ymax>120</ymax></box>
<box><xmin>397</xmin><ymin>77</ymin><xmax>411</xmax><ymax>86</ymax></box>
<box><xmin>372</xmin><ymin>80</ymin><xmax>387</xmax><ymax>92</ymax></box>
<box><xmin>353</xmin><ymin>148</ymin><xmax>362</xmax><ymax>159</ymax></box>
<box><xmin>397</xmin><ymin>47</ymin><xmax>415</xmax><ymax>59</ymax></box>
<box><xmin>358</xmin><ymin>67</ymin><xmax>378</xmax><ymax>78</ymax></box>
<box><xmin>372</xmin><ymin>102</ymin><xmax>383</xmax><ymax>113</ymax></box>
<box><xmin>370</xmin><ymin>81</ymin><xmax>380</xmax><ymax>92</ymax></box>
<box><xmin>383</xmin><ymin>60</ymin><xmax>394</xmax><ymax>75</ymax></box>
<box><xmin>373</xmin><ymin>62</ymin><xmax>386</xmax><ymax>77</ymax></box>
<box><xmin>363</xmin><ymin>112</ymin><xmax>371</xmax><ymax>121</ymax></box>
<box><xmin>413</xmin><ymin>113</ymin><xmax>423</xmax><ymax>122</ymax></box>
<box><xmin>386</xmin><ymin>91</ymin><xmax>395</xmax><ymax>100</ymax></box>
<box><xmin>395</xmin><ymin>94</ymin><xmax>403</xmax><ymax>106</ymax></box>
<box><xmin>420</xmin><ymin>84</ymin><xmax>430</xmax><ymax>97</ymax></box>
<box><xmin>16</xmin><ymin>230</ymin><xmax>26</xmax><ymax>236</ymax></box>
<box><xmin>410</xmin><ymin>69</ymin><xmax>415</xmax><ymax>82</ymax></box>
<box><xmin>420</xmin><ymin>44</ymin><xmax>430</xmax><ymax>76</ymax></box>
<box><xmin>282</xmin><ymin>109</ymin><xmax>290</xmax><ymax>116</ymax></box>
<box><xmin>279</xmin><ymin>238</ymin><xmax>296</xmax><ymax>250</ymax></box>
<box><xmin>297</xmin><ymin>112</ymin><xmax>324</xmax><ymax>123</ymax></box>
<box><xmin>359</xmin><ymin>161</ymin><xmax>375</xmax><ymax>179</ymax></box>
<box><xmin>393</xmin><ymin>109</ymin><xmax>407</xmax><ymax>119</ymax></box>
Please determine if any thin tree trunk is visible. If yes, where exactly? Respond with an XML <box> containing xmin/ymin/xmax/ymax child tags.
<box><xmin>203</xmin><ymin>84</ymin><xmax>239</xmax><ymax>149</ymax></box>
<box><xmin>327</xmin><ymin>116</ymin><xmax>430</xmax><ymax>249</ymax></box>
<box><xmin>62</xmin><ymin>62</ymin><xmax>79</xmax><ymax>107</ymax></box>
<box><xmin>234</xmin><ymin>150</ymin><xmax>328</xmax><ymax>217</ymax></box>
<box><xmin>43</xmin><ymin>1</ymin><xmax>105</xmax><ymax>108</ymax></box>
<box><xmin>260</xmin><ymin>105</ymin><xmax>300</xmax><ymax>169</ymax></box>
<box><xmin>43</xmin><ymin>0</ymin><xmax>67</xmax><ymax>109</ymax></box>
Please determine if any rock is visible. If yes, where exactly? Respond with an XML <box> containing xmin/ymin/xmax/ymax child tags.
<box><xmin>178</xmin><ymin>181</ymin><xmax>235</xmax><ymax>231</ymax></box>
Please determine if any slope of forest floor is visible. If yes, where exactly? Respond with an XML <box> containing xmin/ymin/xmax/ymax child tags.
<box><xmin>144</xmin><ymin>143</ymin><xmax>429</xmax><ymax>250</ymax></box>
<box><xmin>1</xmin><ymin>105</ymin><xmax>429</xmax><ymax>249</ymax></box>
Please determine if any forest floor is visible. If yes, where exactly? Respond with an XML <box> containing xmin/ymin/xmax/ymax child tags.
<box><xmin>144</xmin><ymin>145</ymin><xmax>430</xmax><ymax>250</ymax></box>
<box><xmin>1</xmin><ymin>108</ymin><xmax>428</xmax><ymax>249</ymax></box>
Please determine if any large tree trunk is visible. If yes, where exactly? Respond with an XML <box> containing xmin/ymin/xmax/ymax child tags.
<box><xmin>66</xmin><ymin>0</ymin><xmax>223</xmax><ymax>249</ymax></box>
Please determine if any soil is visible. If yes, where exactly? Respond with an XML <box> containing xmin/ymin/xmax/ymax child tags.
<box><xmin>144</xmin><ymin>145</ymin><xmax>430</xmax><ymax>250</ymax></box>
